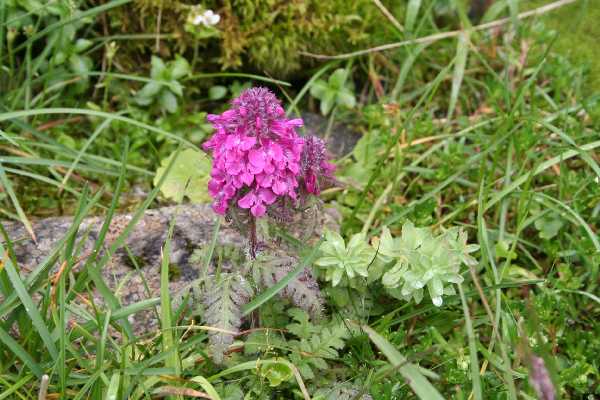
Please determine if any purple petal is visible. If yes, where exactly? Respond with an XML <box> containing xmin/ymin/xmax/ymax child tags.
<box><xmin>225</xmin><ymin>159</ymin><xmax>243</xmax><ymax>175</ymax></box>
<box><xmin>272</xmin><ymin>179</ymin><xmax>287</xmax><ymax>195</ymax></box>
<box><xmin>251</xmin><ymin>202</ymin><xmax>266</xmax><ymax>217</ymax></box>
<box><xmin>287</xmin><ymin>118</ymin><xmax>303</xmax><ymax>127</ymax></box>
<box><xmin>248</xmin><ymin>149</ymin><xmax>266</xmax><ymax>171</ymax></box>
<box><xmin>240</xmin><ymin>135</ymin><xmax>257</xmax><ymax>151</ymax></box>
<box><xmin>258</xmin><ymin>188</ymin><xmax>277</xmax><ymax>205</ymax></box>
<box><xmin>208</xmin><ymin>179</ymin><xmax>221</xmax><ymax>196</ymax></box>
<box><xmin>304</xmin><ymin>172</ymin><xmax>318</xmax><ymax>194</ymax></box>
<box><xmin>237</xmin><ymin>191</ymin><xmax>256</xmax><ymax>209</ymax></box>
<box><xmin>267</xmin><ymin>143</ymin><xmax>283</xmax><ymax>162</ymax></box>
<box><xmin>240</xmin><ymin>170</ymin><xmax>254</xmax><ymax>185</ymax></box>
<box><xmin>212</xmin><ymin>199</ymin><xmax>228</xmax><ymax>215</ymax></box>
<box><xmin>263</xmin><ymin>161</ymin><xmax>275</xmax><ymax>174</ymax></box>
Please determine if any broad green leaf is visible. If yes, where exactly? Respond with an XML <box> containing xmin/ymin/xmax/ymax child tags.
<box><xmin>153</xmin><ymin>148</ymin><xmax>211</xmax><ymax>203</ymax></box>
<box><xmin>209</xmin><ymin>85</ymin><xmax>228</xmax><ymax>100</ymax></box>
<box><xmin>135</xmin><ymin>81</ymin><xmax>162</xmax><ymax>103</ymax></box>
<box><xmin>106</xmin><ymin>373</ymin><xmax>121</xmax><ymax>400</ymax></box>
<box><xmin>309</xmin><ymin>80</ymin><xmax>328</xmax><ymax>99</ymax></box>
<box><xmin>170</xmin><ymin>56</ymin><xmax>190</xmax><ymax>79</ymax></box>
<box><xmin>328</xmin><ymin>69</ymin><xmax>348</xmax><ymax>89</ymax></box>
<box><xmin>337</xmin><ymin>88</ymin><xmax>356</xmax><ymax>108</ymax></box>
<box><xmin>320</xmin><ymin>90</ymin><xmax>335</xmax><ymax>115</ymax></box>
<box><xmin>169</xmin><ymin>80</ymin><xmax>184</xmax><ymax>97</ymax></box>
<box><xmin>74</xmin><ymin>38</ymin><xmax>93</xmax><ymax>53</ymax></box>
<box><xmin>160</xmin><ymin>90</ymin><xmax>178</xmax><ymax>113</ymax></box>
<box><xmin>534</xmin><ymin>214</ymin><xmax>564</xmax><ymax>240</ymax></box>
<box><xmin>69</xmin><ymin>54</ymin><xmax>92</xmax><ymax>75</ymax></box>
<box><xmin>258</xmin><ymin>362</ymin><xmax>293</xmax><ymax>387</ymax></box>
<box><xmin>150</xmin><ymin>55</ymin><xmax>167</xmax><ymax>79</ymax></box>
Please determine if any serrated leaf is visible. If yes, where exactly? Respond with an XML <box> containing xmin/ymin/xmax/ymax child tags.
<box><xmin>203</xmin><ymin>274</ymin><xmax>253</xmax><ymax>363</ymax></box>
<box><xmin>153</xmin><ymin>148</ymin><xmax>211</xmax><ymax>203</ymax></box>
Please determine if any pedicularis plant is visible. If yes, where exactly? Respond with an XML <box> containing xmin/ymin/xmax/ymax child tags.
<box><xmin>199</xmin><ymin>87</ymin><xmax>479</xmax><ymax>364</ymax></box>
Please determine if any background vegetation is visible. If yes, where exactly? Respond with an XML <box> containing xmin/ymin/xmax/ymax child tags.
<box><xmin>1</xmin><ymin>0</ymin><xmax>599</xmax><ymax>399</ymax></box>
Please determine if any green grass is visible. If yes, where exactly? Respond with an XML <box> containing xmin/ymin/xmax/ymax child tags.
<box><xmin>1</xmin><ymin>0</ymin><xmax>600</xmax><ymax>398</ymax></box>
<box><xmin>530</xmin><ymin>0</ymin><xmax>600</xmax><ymax>92</ymax></box>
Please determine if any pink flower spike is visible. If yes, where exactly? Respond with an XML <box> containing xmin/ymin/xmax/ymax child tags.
<box><xmin>203</xmin><ymin>87</ymin><xmax>310</xmax><ymax>219</ymax></box>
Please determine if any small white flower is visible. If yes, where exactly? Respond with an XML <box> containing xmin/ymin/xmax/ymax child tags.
<box><xmin>192</xmin><ymin>9</ymin><xmax>220</xmax><ymax>27</ymax></box>
<box><xmin>192</xmin><ymin>14</ymin><xmax>205</xmax><ymax>26</ymax></box>
<box><xmin>202</xmin><ymin>10</ymin><xmax>220</xmax><ymax>26</ymax></box>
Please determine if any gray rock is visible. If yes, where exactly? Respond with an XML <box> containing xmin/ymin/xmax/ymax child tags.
<box><xmin>302</xmin><ymin>112</ymin><xmax>361</xmax><ymax>157</ymax></box>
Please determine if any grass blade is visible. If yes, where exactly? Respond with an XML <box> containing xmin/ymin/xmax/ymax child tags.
<box><xmin>1</xmin><ymin>242</ymin><xmax>58</xmax><ymax>361</ymax></box>
<box><xmin>0</xmin><ymin>108</ymin><xmax>195</xmax><ymax>148</ymax></box>
<box><xmin>448</xmin><ymin>31</ymin><xmax>469</xmax><ymax>119</ymax></box>
<box><xmin>190</xmin><ymin>376</ymin><xmax>222</xmax><ymax>400</ymax></box>
<box><xmin>106</xmin><ymin>372</ymin><xmax>121</xmax><ymax>400</ymax></box>
<box><xmin>0</xmin><ymin>162</ymin><xmax>35</xmax><ymax>241</ymax></box>
<box><xmin>0</xmin><ymin>325</ymin><xmax>43</xmax><ymax>377</ymax></box>
<box><xmin>360</xmin><ymin>325</ymin><xmax>444</xmax><ymax>400</ymax></box>
<box><xmin>405</xmin><ymin>0</ymin><xmax>422</xmax><ymax>33</ymax></box>
<box><xmin>160</xmin><ymin>217</ymin><xmax>180</xmax><ymax>375</ymax></box>
<box><xmin>458</xmin><ymin>283</ymin><xmax>482</xmax><ymax>400</ymax></box>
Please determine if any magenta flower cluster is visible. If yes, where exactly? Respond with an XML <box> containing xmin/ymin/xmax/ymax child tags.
<box><xmin>204</xmin><ymin>87</ymin><xmax>333</xmax><ymax>217</ymax></box>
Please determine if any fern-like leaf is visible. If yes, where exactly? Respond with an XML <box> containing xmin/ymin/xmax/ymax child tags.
<box><xmin>255</xmin><ymin>250</ymin><xmax>323</xmax><ymax>319</ymax></box>
<box><xmin>314</xmin><ymin>384</ymin><xmax>373</xmax><ymax>400</ymax></box>
<box><xmin>286</xmin><ymin>310</ymin><xmax>350</xmax><ymax>379</ymax></box>
<box><xmin>202</xmin><ymin>273</ymin><xmax>253</xmax><ymax>363</ymax></box>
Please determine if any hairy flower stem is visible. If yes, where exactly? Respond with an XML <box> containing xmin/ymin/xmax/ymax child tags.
<box><xmin>249</xmin><ymin>216</ymin><xmax>257</xmax><ymax>259</ymax></box>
